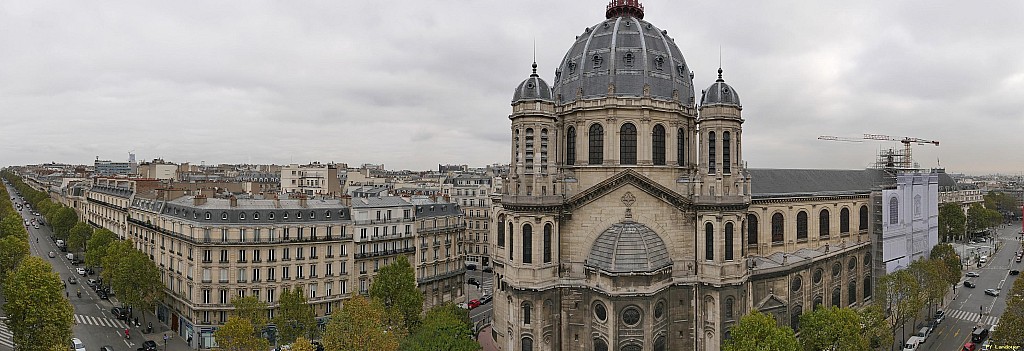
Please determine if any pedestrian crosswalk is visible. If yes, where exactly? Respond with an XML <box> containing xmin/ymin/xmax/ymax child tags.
<box><xmin>946</xmin><ymin>308</ymin><xmax>1001</xmax><ymax>326</ymax></box>
<box><xmin>74</xmin><ymin>314</ymin><xmax>128</xmax><ymax>329</ymax></box>
<box><xmin>0</xmin><ymin>317</ymin><xmax>14</xmax><ymax>349</ymax></box>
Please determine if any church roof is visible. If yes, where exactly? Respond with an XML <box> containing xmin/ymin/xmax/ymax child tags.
<box><xmin>586</xmin><ymin>220</ymin><xmax>672</xmax><ymax>274</ymax></box>
<box><xmin>748</xmin><ymin>168</ymin><xmax>891</xmax><ymax>198</ymax></box>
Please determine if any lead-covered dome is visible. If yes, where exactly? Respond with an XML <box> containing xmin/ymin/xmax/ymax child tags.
<box><xmin>551</xmin><ymin>0</ymin><xmax>695</xmax><ymax>105</ymax></box>
<box><xmin>700</xmin><ymin>68</ymin><xmax>741</xmax><ymax>107</ymax></box>
<box><xmin>512</xmin><ymin>62</ymin><xmax>553</xmax><ymax>104</ymax></box>
<box><xmin>587</xmin><ymin>220</ymin><xmax>672</xmax><ymax>274</ymax></box>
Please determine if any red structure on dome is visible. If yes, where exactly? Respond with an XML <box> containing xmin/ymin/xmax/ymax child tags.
<box><xmin>606</xmin><ymin>0</ymin><xmax>644</xmax><ymax>19</ymax></box>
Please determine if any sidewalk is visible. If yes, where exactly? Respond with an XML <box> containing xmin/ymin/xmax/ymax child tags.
<box><xmin>477</xmin><ymin>325</ymin><xmax>498</xmax><ymax>351</ymax></box>
<box><xmin>111</xmin><ymin>296</ymin><xmax>192</xmax><ymax>350</ymax></box>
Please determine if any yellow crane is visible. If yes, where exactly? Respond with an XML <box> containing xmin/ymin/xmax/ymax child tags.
<box><xmin>818</xmin><ymin>134</ymin><xmax>939</xmax><ymax>169</ymax></box>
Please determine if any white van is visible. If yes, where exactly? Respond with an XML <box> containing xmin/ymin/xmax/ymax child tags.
<box><xmin>55</xmin><ymin>239</ymin><xmax>65</xmax><ymax>248</ymax></box>
<box><xmin>980</xmin><ymin>256</ymin><xmax>988</xmax><ymax>263</ymax></box>
<box><xmin>903</xmin><ymin>336</ymin><xmax>924</xmax><ymax>351</ymax></box>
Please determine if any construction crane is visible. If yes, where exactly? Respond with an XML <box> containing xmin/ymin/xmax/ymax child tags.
<box><xmin>818</xmin><ymin>133</ymin><xmax>940</xmax><ymax>169</ymax></box>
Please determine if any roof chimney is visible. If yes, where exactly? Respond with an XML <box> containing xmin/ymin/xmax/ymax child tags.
<box><xmin>229</xmin><ymin>195</ymin><xmax>238</xmax><ymax>208</ymax></box>
<box><xmin>299</xmin><ymin>194</ymin><xmax>308</xmax><ymax>208</ymax></box>
<box><xmin>274</xmin><ymin>194</ymin><xmax>281</xmax><ymax>208</ymax></box>
<box><xmin>194</xmin><ymin>194</ymin><xmax>207</xmax><ymax>206</ymax></box>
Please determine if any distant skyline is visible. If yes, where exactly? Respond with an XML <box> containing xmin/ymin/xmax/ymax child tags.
<box><xmin>2</xmin><ymin>1</ymin><xmax>1023</xmax><ymax>174</ymax></box>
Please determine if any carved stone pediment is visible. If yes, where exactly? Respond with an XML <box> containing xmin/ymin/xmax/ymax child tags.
<box><xmin>565</xmin><ymin>169</ymin><xmax>691</xmax><ymax>211</ymax></box>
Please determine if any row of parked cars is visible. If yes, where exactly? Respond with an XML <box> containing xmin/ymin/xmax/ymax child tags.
<box><xmin>902</xmin><ymin>310</ymin><xmax>946</xmax><ymax>350</ymax></box>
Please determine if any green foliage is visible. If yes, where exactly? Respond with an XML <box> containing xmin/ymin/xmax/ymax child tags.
<box><xmin>291</xmin><ymin>337</ymin><xmax>317</xmax><ymax>351</ymax></box>
<box><xmin>100</xmin><ymin>239</ymin><xmax>133</xmax><ymax>284</ymax></box>
<box><xmin>930</xmin><ymin>243</ymin><xmax>962</xmax><ymax>286</ymax></box>
<box><xmin>938</xmin><ymin>203</ymin><xmax>966</xmax><ymax>242</ymax></box>
<box><xmin>400</xmin><ymin>303</ymin><xmax>479</xmax><ymax>351</ymax></box>
<box><xmin>0</xmin><ymin>215</ymin><xmax>28</xmax><ymax>240</ymax></box>
<box><xmin>876</xmin><ymin>270</ymin><xmax>922</xmax><ymax>339</ymax></box>
<box><xmin>272</xmin><ymin>286</ymin><xmax>317</xmax><ymax>344</ymax></box>
<box><xmin>2</xmin><ymin>256</ymin><xmax>75</xmax><ymax>350</ymax></box>
<box><xmin>50</xmin><ymin>206</ymin><xmax>78</xmax><ymax>240</ymax></box>
<box><xmin>67</xmin><ymin>222</ymin><xmax>93</xmax><ymax>253</ymax></box>
<box><xmin>992</xmin><ymin>276</ymin><xmax>1024</xmax><ymax>346</ymax></box>
<box><xmin>985</xmin><ymin>191</ymin><xmax>1020</xmax><ymax>215</ymax></box>
<box><xmin>798</xmin><ymin>306</ymin><xmax>868</xmax><ymax>351</ymax></box>
<box><xmin>232</xmin><ymin>295</ymin><xmax>269</xmax><ymax>336</ymax></box>
<box><xmin>85</xmin><ymin>228</ymin><xmax>116</xmax><ymax>267</ymax></box>
<box><xmin>369</xmin><ymin>255</ymin><xmax>424</xmax><ymax>334</ymax></box>
<box><xmin>104</xmin><ymin>239</ymin><xmax>163</xmax><ymax>325</ymax></box>
<box><xmin>323</xmin><ymin>295</ymin><xmax>399</xmax><ymax>351</ymax></box>
<box><xmin>859</xmin><ymin>304</ymin><xmax>893</xmax><ymax>350</ymax></box>
<box><xmin>214</xmin><ymin>316</ymin><xmax>270</xmax><ymax>351</ymax></box>
<box><xmin>0</xmin><ymin>235</ymin><xmax>31</xmax><ymax>286</ymax></box>
<box><xmin>722</xmin><ymin>311</ymin><xmax>799</xmax><ymax>351</ymax></box>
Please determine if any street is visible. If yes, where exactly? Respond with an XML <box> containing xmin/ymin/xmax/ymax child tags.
<box><xmin>463</xmin><ymin>267</ymin><xmax>494</xmax><ymax>332</ymax></box>
<box><xmin>0</xmin><ymin>185</ymin><xmax>143</xmax><ymax>351</ymax></box>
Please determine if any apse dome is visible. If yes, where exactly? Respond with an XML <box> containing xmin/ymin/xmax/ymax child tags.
<box><xmin>700</xmin><ymin>68</ymin><xmax>741</xmax><ymax>107</ymax></box>
<box><xmin>586</xmin><ymin>219</ymin><xmax>672</xmax><ymax>274</ymax></box>
<box><xmin>551</xmin><ymin>0</ymin><xmax>696</xmax><ymax>105</ymax></box>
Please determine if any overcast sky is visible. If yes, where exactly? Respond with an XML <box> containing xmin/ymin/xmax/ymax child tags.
<box><xmin>2</xmin><ymin>1</ymin><xmax>1022</xmax><ymax>174</ymax></box>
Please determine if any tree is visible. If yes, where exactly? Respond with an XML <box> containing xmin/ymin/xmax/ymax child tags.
<box><xmin>291</xmin><ymin>337</ymin><xmax>317</xmax><ymax>351</ymax></box>
<box><xmin>67</xmin><ymin>222</ymin><xmax>93</xmax><ymax>253</ymax></box>
<box><xmin>370</xmin><ymin>255</ymin><xmax>424</xmax><ymax>334</ymax></box>
<box><xmin>876</xmin><ymin>270</ymin><xmax>922</xmax><ymax>346</ymax></box>
<box><xmin>859</xmin><ymin>304</ymin><xmax>893</xmax><ymax>350</ymax></box>
<box><xmin>323</xmin><ymin>295</ymin><xmax>399</xmax><ymax>351</ymax></box>
<box><xmin>0</xmin><ymin>215</ymin><xmax>28</xmax><ymax>239</ymax></box>
<box><xmin>104</xmin><ymin>240</ymin><xmax>163</xmax><ymax>327</ymax></box>
<box><xmin>272</xmin><ymin>286</ymin><xmax>317</xmax><ymax>344</ymax></box>
<box><xmin>993</xmin><ymin>277</ymin><xmax>1024</xmax><ymax>347</ymax></box>
<box><xmin>50</xmin><ymin>206</ymin><xmax>78</xmax><ymax>240</ymax></box>
<box><xmin>85</xmin><ymin>228</ymin><xmax>116</xmax><ymax>268</ymax></box>
<box><xmin>100</xmin><ymin>239</ymin><xmax>134</xmax><ymax>284</ymax></box>
<box><xmin>214</xmin><ymin>316</ymin><xmax>270</xmax><ymax>351</ymax></box>
<box><xmin>2</xmin><ymin>256</ymin><xmax>75</xmax><ymax>350</ymax></box>
<box><xmin>400</xmin><ymin>303</ymin><xmax>479</xmax><ymax>351</ymax></box>
<box><xmin>232</xmin><ymin>295</ymin><xmax>269</xmax><ymax>336</ymax></box>
<box><xmin>797</xmin><ymin>306</ymin><xmax>868</xmax><ymax>351</ymax></box>
<box><xmin>985</xmin><ymin>191</ymin><xmax>1019</xmax><ymax>216</ymax></box>
<box><xmin>938</xmin><ymin>203</ymin><xmax>966</xmax><ymax>242</ymax></box>
<box><xmin>930</xmin><ymin>243</ymin><xmax>962</xmax><ymax>285</ymax></box>
<box><xmin>0</xmin><ymin>235</ymin><xmax>30</xmax><ymax>285</ymax></box>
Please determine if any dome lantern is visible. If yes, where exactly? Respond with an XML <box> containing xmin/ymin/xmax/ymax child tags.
<box><xmin>606</xmin><ymin>0</ymin><xmax>644</xmax><ymax>19</ymax></box>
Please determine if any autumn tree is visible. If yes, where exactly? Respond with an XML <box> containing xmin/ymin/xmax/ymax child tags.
<box><xmin>67</xmin><ymin>221</ymin><xmax>93</xmax><ymax>253</ymax></box>
<box><xmin>272</xmin><ymin>286</ymin><xmax>317</xmax><ymax>344</ymax></box>
<box><xmin>722</xmin><ymin>311</ymin><xmax>799</xmax><ymax>351</ymax></box>
<box><xmin>370</xmin><ymin>255</ymin><xmax>423</xmax><ymax>334</ymax></box>
<box><xmin>0</xmin><ymin>215</ymin><xmax>28</xmax><ymax>239</ymax></box>
<box><xmin>876</xmin><ymin>270</ymin><xmax>922</xmax><ymax>346</ymax></box>
<box><xmin>930</xmin><ymin>243</ymin><xmax>962</xmax><ymax>285</ymax></box>
<box><xmin>232</xmin><ymin>295</ymin><xmax>269</xmax><ymax>338</ymax></box>
<box><xmin>2</xmin><ymin>256</ymin><xmax>75</xmax><ymax>350</ymax></box>
<box><xmin>85</xmin><ymin>228</ymin><xmax>116</xmax><ymax>268</ymax></box>
<box><xmin>214</xmin><ymin>316</ymin><xmax>270</xmax><ymax>351</ymax></box>
<box><xmin>323</xmin><ymin>295</ymin><xmax>399</xmax><ymax>351</ymax></box>
<box><xmin>291</xmin><ymin>337</ymin><xmax>317</xmax><ymax>351</ymax></box>
<box><xmin>797</xmin><ymin>306</ymin><xmax>868</xmax><ymax>351</ymax></box>
<box><xmin>0</xmin><ymin>235</ymin><xmax>30</xmax><ymax>285</ymax></box>
<box><xmin>104</xmin><ymin>240</ymin><xmax>163</xmax><ymax>326</ymax></box>
<box><xmin>938</xmin><ymin>203</ymin><xmax>966</xmax><ymax>242</ymax></box>
<box><xmin>992</xmin><ymin>277</ymin><xmax>1024</xmax><ymax>347</ymax></box>
<box><xmin>50</xmin><ymin>206</ymin><xmax>78</xmax><ymax>239</ymax></box>
<box><xmin>859</xmin><ymin>304</ymin><xmax>893</xmax><ymax>350</ymax></box>
<box><xmin>400</xmin><ymin>303</ymin><xmax>479</xmax><ymax>351</ymax></box>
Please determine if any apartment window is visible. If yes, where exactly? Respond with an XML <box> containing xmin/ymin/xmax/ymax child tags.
<box><xmin>283</xmin><ymin>267</ymin><xmax>290</xmax><ymax>280</ymax></box>
<box><xmin>310</xmin><ymin>246</ymin><xmax>317</xmax><ymax>258</ymax></box>
<box><xmin>297</xmin><ymin>247</ymin><xmax>304</xmax><ymax>260</ymax></box>
<box><xmin>326</xmin><ymin>263</ymin><xmax>333</xmax><ymax>276</ymax></box>
<box><xmin>283</xmin><ymin>248</ymin><xmax>291</xmax><ymax>260</ymax></box>
<box><xmin>237</xmin><ymin>249</ymin><xmax>246</xmax><ymax>262</ymax></box>
<box><xmin>310</xmin><ymin>264</ymin><xmax>317</xmax><ymax>277</ymax></box>
<box><xmin>297</xmin><ymin>265</ymin><xmax>304</xmax><ymax>278</ymax></box>
<box><xmin>202</xmin><ymin>269</ymin><xmax>211</xmax><ymax>282</ymax></box>
<box><xmin>221</xmin><ymin>229</ymin><xmax>228</xmax><ymax>242</ymax></box>
<box><xmin>237</xmin><ymin>269</ymin><xmax>246</xmax><ymax>283</ymax></box>
<box><xmin>268</xmin><ymin>249</ymin><xmax>276</xmax><ymax>262</ymax></box>
<box><xmin>237</xmin><ymin>289</ymin><xmax>245</xmax><ymax>298</ymax></box>
<box><xmin>309</xmin><ymin>284</ymin><xmax>317</xmax><ymax>298</ymax></box>
<box><xmin>327</xmin><ymin>245</ymin><xmax>333</xmax><ymax>258</ymax></box>
<box><xmin>252</xmin><ymin>268</ymin><xmax>260</xmax><ymax>282</ymax></box>
<box><xmin>252</xmin><ymin>289</ymin><xmax>260</xmax><ymax>301</ymax></box>
<box><xmin>268</xmin><ymin>267</ymin><xmax>276</xmax><ymax>281</ymax></box>
<box><xmin>267</xmin><ymin>289</ymin><xmax>275</xmax><ymax>303</ymax></box>
<box><xmin>239</xmin><ymin>229</ymin><xmax>246</xmax><ymax>242</ymax></box>
<box><xmin>203</xmin><ymin>250</ymin><xmax>211</xmax><ymax>263</ymax></box>
<box><xmin>341</xmin><ymin>280</ymin><xmax>348</xmax><ymax>294</ymax></box>
<box><xmin>202</xmin><ymin>289</ymin><xmax>210</xmax><ymax>304</ymax></box>
<box><xmin>253</xmin><ymin>249</ymin><xmax>261</xmax><ymax>262</ymax></box>
<box><xmin>220</xmin><ymin>269</ymin><xmax>228</xmax><ymax>283</ymax></box>
<box><xmin>219</xmin><ymin>289</ymin><xmax>228</xmax><ymax>304</ymax></box>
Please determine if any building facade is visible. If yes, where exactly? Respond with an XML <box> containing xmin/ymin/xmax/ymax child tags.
<box><xmin>444</xmin><ymin>173</ymin><xmax>494</xmax><ymax>267</ymax></box>
<box><xmin>881</xmin><ymin>172</ymin><xmax>939</xmax><ymax>272</ymax></box>
<box><xmin>280</xmin><ymin>162</ymin><xmax>341</xmax><ymax>196</ymax></box>
<box><xmin>490</xmin><ymin>2</ymin><xmax>877</xmax><ymax>350</ymax></box>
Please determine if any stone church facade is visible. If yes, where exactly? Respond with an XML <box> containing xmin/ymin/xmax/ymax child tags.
<box><xmin>490</xmin><ymin>1</ymin><xmax>878</xmax><ymax>350</ymax></box>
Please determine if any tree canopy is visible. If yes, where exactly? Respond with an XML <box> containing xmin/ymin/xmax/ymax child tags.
<box><xmin>0</xmin><ymin>235</ymin><xmax>30</xmax><ymax>285</ymax></box>
<box><xmin>85</xmin><ymin>228</ymin><xmax>116</xmax><ymax>267</ymax></box>
<box><xmin>370</xmin><ymin>255</ymin><xmax>424</xmax><ymax>334</ymax></box>
<box><xmin>723</xmin><ymin>311</ymin><xmax>799</xmax><ymax>351</ymax></box>
<box><xmin>49</xmin><ymin>206</ymin><xmax>78</xmax><ymax>240</ymax></box>
<box><xmin>67</xmin><ymin>221</ymin><xmax>93</xmax><ymax>253</ymax></box>
<box><xmin>930</xmin><ymin>243</ymin><xmax>962</xmax><ymax>286</ymax></box>
<box><xmin>272</xmin><ymin>286</ymin><xmax>317</xmax><ymax>344</ymax></box>
<box><xmin>859</xmin><ymin>304</ymin><xmax>894</xmax><ymax>350</ymax></box>
<box><xmin>323</xmin><ymin>294</ymin><xmax>399</xmax><ymax>351</ymax></box>
<box><xmin>103</xmin><ymin>239</ymin><xmax>162</xmax><ymax>326</ymax></box>
<box><xmin>214</xmin><ymin>316</ymin><xmax>270</xmax><ymax>351</ymax></box>
<box><xmin>938</xmin><ymin>202</ymin><xmax>966</xmax><ymax>242</ymax></box>
<box><xmin>232</xmin><ymin>295</ymin><xmax>269</xmax><ymax>336</ymax></box>
<box><xmin>798</xmin><ymin>306</ymin><xmax>869</xmax><ymax>351</ymax></box>
<box><xmin>400</xmin><ymin>303</ymin><xmax>479</xmax><ymax>351</ymax></box>
<box><xmin>2</xmin><ymin>256</ymin><xmax>75</xmax><ymax>350</ymax></box>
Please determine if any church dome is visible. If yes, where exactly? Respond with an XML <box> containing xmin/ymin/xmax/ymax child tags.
<box><xmin>551</xmin><ymin>0</ymin><xmax>695</xmax><ymax>105</ymax></box>
<box><xmin>586</xmin><ymin>220</ymin><xmax>672</xmax><ymax>274</ymax></box>
<box><xmin>512</xmin><ymin>62</ymin><xmax>553</xmax><ymax>104</ymax></box>
<box><xmin>700</xmin><ymin>68</ymin><xmax>741</xmax><ymax>107</ymax></box>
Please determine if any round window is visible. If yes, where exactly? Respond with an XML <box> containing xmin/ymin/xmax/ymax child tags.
<box><xmin>594</xmin><ymin>302</ymin><xmax>607</xmax><ymax>322</ymax></box>
<box><xmin>813</xmin><ymin>268</ymin><xmax>823</xmax><ymax>284</ymax></box>
<box><xmin>622</xmin><ymin>306</ymin><xmax>641</xmax><ymax>326</ymax></box>
<box><xmin>791</xmin><ymin>275</ymin><xmax>802</xmax><ymax>292</ymax></box>
<box><xmin>832</xmin><ymin>262</ymin><xmax>842</xmax><ymax>277</ymax></box>
<box><xmin>654</xmin><ymin>300</ymin><xmax>665</xmax><ymax>320</ymax></box>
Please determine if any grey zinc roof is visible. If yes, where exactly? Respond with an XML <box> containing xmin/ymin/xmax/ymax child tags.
<box><xmin>748</xmin><ymin>168</ymin><xmax>889</xmax><ymax>198</ymax></box>
<box><xmin>350</xmin><ymin>196</ymin><xmax>412</xmax><ymax>208</ymax></box>
<box><xmin>586</xmin><ymin>220</ymin><xmax>672</xmax><ymax>274</ymax></box>
<box><xmin>700</xmin><ymin>69</ymin><xmax>741</xmax><ymax>107</ymax></box>
<box><xmin>551</xmin><ymin>15</ymin><xmax>695</xmax><ymax>105</ymax></box>
<box><xmin>511</xmin><ymin>64</ymin><xmax>553</xmax><ymax>104</ymax></box>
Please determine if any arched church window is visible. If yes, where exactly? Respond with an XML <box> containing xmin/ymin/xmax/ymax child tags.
<box><xmin>796</xmin><ymin>211</ymin><xmax>808</xmax><ymax>240</ymax></box>
<box><xmin>705</xmin><ymin>223</ymin><xmax>714</xmax><ymax>261</ymax></box>
<box><xmin>508</xmin><ymin>222</ymin><xmax>514</xmax><ymax>261</ymax></box>
<box><xmin>819</xmin><ymin>209</ymin><xmax>830</xmax><ymax>237</ymax></box>
<box><xmin>889</xmin><ymin>197</ymin><xmax>899</xmax><ymax>224</ymax></box>
<box><xmin>840</xmin><ymin>208</ymin><xmax>850</xmax><ymax>234</ymax></box>
<box><xmin>589</xmin><ymin>124</ymin><xmax>604</xmax><ymax>165</ymax></box>
<box><xmin>859</xmin><ymin>205</ymin><xmax>869</xmax><ymax>231</ymax></box>
<box><xmin>540</xmin><ymin>129</ymin><xmax>548</xmax><ymax>166</ymax></box>
<box><xmin>522</xmin><ymin>302</ymin><xmax>532</xmax><ymax>324</ymax></box>
<box><xmin>652</xmin><ymin>124</ymin><xmax>666</xmax><ymax>165</ymax></box>
<box><xmin>521</xmin><ymin>337</ymin><xmax>533</xmax><ymax>351</ymax></box>
<box><xmin>832</xmin><ymin>286</ymin><xmax>842</xmax><ymax>307</ymax></box>
<box><xmin>677</xmin><ymin>128</ymin><xmax>686</xmax><ymax>166</ymax></box>
<box><xmin>723</xmin><ymin>131</ymin><xmax>731</xmax><ymax>174</ymax></box>
<box><xmin>566</xmin><ymin>126</ymin><xmax>576</xmax><ymax>166</ymax></box>
<box><xmin>708</xmin><ymin>131</ymin><xmax>716</xmax><ymax>174</ymax></box>
<box><xmin>497</xmin><ymin>215</ymin><xmax>505</xmax><ymax>247</ymax></box>
<box><xmin>771</xmin><ymin>213</ymin><xmax>784</xmax><ymax>243</ymax></box>
<box><xmin>864</xmin><ymin>275</ymin><xmax>873</xmax><ymax>299</ymax></box>
<box><xmin>848</xmin><ymin>279</ymin><xmax>858</xmax><ymax>305</ymax></box>
<box><xmin>522</xmin><ymin>223</ymin><xmax>532</xmax><ymax>264</ymax></box>
<box><xmin>747</xmin><ymin>214</ymin><xmax>758</xmax><ymax>245</ymax></box>
<box><xmin>620</xmin><ymin>123</ymin><xmax>637</xmax><ymax>165</ymax></box>
<box><xmin>543</xmin><ymin>223</ymin><xmax>552</xmax><ymax>263</ymax></box>
<box><xmin>790</xmin><ymin>305</ymin><xmax>802</xmax><ymax>331</ymax></box>
<box><xmin>725</xmin><ymin>222</ymin><xmax>734</xmax><ymax>261</ymax></box>
<box><xmin>525</xmin><ymin>128</ymin><xmax>534</xmax><ymax>174</ymax></box>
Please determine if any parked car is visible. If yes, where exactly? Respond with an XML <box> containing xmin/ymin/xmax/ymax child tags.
<box><xmin>985</xmin><ymin>289</ymin><xmax>1000</xmax><ymax>296</ymax></box>
<box><xmin>935</xmin><ymin>310</ymin><xmax>945</xmax><ymax>325</ymax></box>
<box><xmin>70</xmin><ymin>338</ymin><xmax>86</xmax><ymax>351</ymax></box>
<box><xmin>481</xmin><ymin>295</ymin><xmax>493</xmax><ymax>304</ymax></box>
<box><xmin>468</xmin><ymin>299</ymin><xmax>482</xmax><ymax>309</ymax></box>
<box><xmin>967</xmin><ymin>272</ymin><xmax>981</xmax><ymax>277</ymax></box>
<box><xmin>111</xmin><ymin>307</ymin><xmax>129</xmax><ymax>320</ymax></box>
<box><xmin>66</xmin><ymin>276</ymin><xmax>78</xmax><ymax>285</ymax></box>
<box><xmin>963</xmin><ymin>342</ymin><xmax>977</xmax><ymax>351</ymax></box>
<box><xmin>964</xmin><ymin>281</ymin><xmax>977</xmax><ymax>288</ymax></box>
<box><xmin>97</xmin><ymin>290</ymin><xmax>109</xmax><ymax>300</ymax></box>
<box><xmin>100</xmin><ymin>346</ymin><xmax>116</xmax><ymax>351</ymax></box>
<box><xmin>1012</xmin><ymin>270</ymin><xmax>1020</xmax><ymax>276</ymax></box>
<box><xmin>48</xmin><ymin>251</ymin><xmax>55</xmax><ymax>258</ymax></box>
<box><xmin>482</xmin><ymin>266</ymin><xmax>493</xmax><ymax>273</ymax></box>
<box><xmin>467</xmin><ymin>278</ymin><xmax>481</xmax><ymax>287</ymax></box>
<box><xmin>466</xmin><ymin>264</ymin><xmax>477</xmax><ymax>271</ymax></box>
<box><xmin>137</xmin><ymin>340</ymin><xmax>158</xmax><ymax>351</ymax></box>
<box><xmin>457</xmin><ymin>302</ymin><xmax>468</xmax><ymax>309</ymax></box>
<box><xmin>86</xmin><ymin>278</ymin><xmax>98</xmax><ymax>287</ymax></box>
<box><xmin>76</xmin><ymin>267</ymin><xmax>86</xmax><ymax>276</ymax></box>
